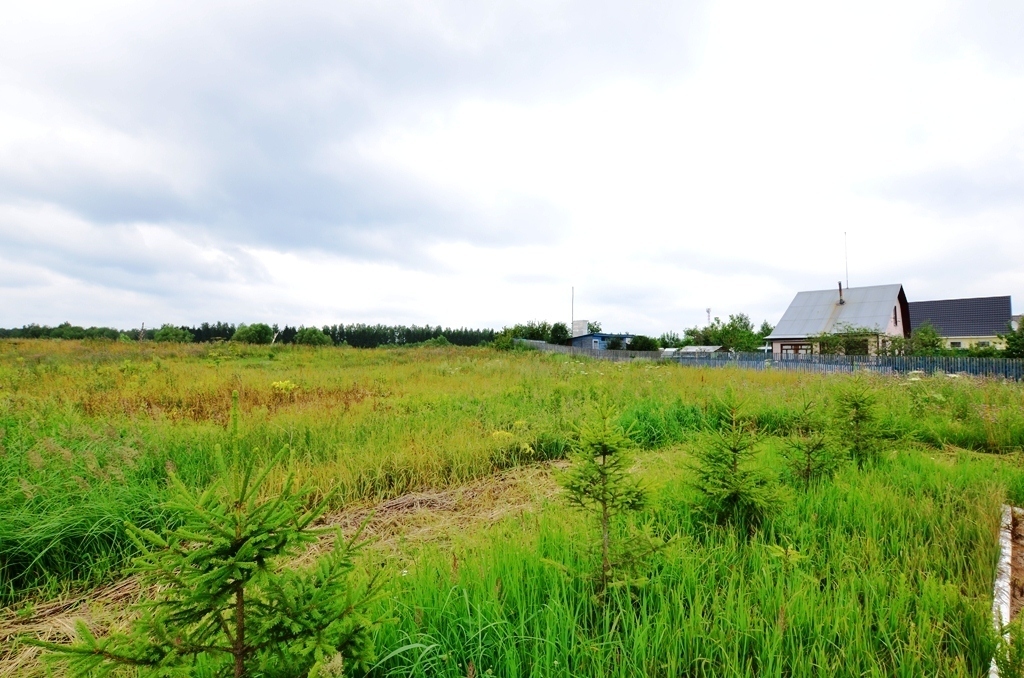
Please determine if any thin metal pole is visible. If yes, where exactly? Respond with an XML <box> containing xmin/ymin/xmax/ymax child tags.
<box><xmin>844</xmin><ymin>232</ymin><xmax>849</xmax><ymax>289</ymax></box>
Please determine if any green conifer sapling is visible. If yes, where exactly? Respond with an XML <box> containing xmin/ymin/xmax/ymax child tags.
<box><xmin>36</xmin><ymin>391</ymin><xmax>381</xmax><ymax>678</ymax></box>
<box><xmin>561</xmin><ymin>402</ymin><xmax>646</xmax><ymax>590</ymax></box>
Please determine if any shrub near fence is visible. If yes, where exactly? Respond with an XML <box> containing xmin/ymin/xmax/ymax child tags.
<box><xmin>526</xmin><ymin>342</ymin><xmax>1024</xmax><ymax>380</ymax></box>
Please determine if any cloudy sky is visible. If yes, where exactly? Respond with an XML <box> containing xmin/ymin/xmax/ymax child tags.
<box><xmin>1</xmin><ymin>1</ymin><xmax>1022</xmax><ymax>334</ymax></box>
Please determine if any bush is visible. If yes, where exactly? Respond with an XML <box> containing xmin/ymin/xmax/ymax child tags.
<box><xmin>153</xmin><ymin>324</ymin><xmax>194</xmax><ymax>343</ymax></box>
<box><xmin>507</xmin><ymin>321</ymin><xmax>551</xmax><ymax>341</ymax></box>
<box><xmin>421</xmin><ymin>335</ymin><xmax>451</xmax><ymax>347</ymax></box>
<box><xmin>1003</xmin><ymin>322</ymin><xmax>1024</xmax><ymax>359</ymax></box>
<box><xmin>492</xmin><ymin>330</ymin><xmax>516</xmax><ymax>351</ymax></box>
<box><xmin>492</xmin><ymin>331</ymin><xmax>536</xmax><ymax>352</ymax></box>
<box><xmin>232</xmin><ymin>323</ymin><xmax>274</xmax><ymax>344</ymax></box>
<box><xmin>294</xmin><ymin>326</ymin><xmax>332</xmax><ymax>346</ymax></box>
<box><xmin>629</xmin><ymin>335</ymin><xmax>658</xmax><ymax>351</ymax></box>
<box><xmin>548</xmin><ymin>322</ymin><xmax>570</xmax><ymax>345</ymax></box>
<box><xmin>606</xmin><ymin>337</ymin><xmax>624</xmax><ymax>350</ymax></box>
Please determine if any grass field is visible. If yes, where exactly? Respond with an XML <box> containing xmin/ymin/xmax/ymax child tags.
<box><xmin>2</xmin><ymin>339</ymin><xmax>1024</xmax><ymax>675</ymax></box>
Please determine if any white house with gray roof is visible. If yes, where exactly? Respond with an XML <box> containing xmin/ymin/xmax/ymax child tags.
<box><xmin>766</xmin><ymin>283</ymin><xmax>910</xmax><ymax>355</ymax></box>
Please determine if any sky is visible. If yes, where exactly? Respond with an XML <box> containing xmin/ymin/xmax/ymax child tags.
<box><xmin>1</xmin><ymin>1</ymin><xmax>1022</xmax><ymax>334</ymax></box>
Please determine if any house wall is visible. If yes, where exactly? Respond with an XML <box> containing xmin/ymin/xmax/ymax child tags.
<box><xmin>771</xmin><ymin>339</ymin><xmax>812</xmax><ymax>355</ymax></box>
<box><xmin>773</xmin><ymin>335</ymin><xmax>891</xmax><ymax>355</ymax></box>
<box><xmin>571</xmin><ymin>335</ymin><xmax>605</xmax><ymax>349</ymax></box>
<box><xmin>570</xmin><ymin>335</ymin><xmax>634</xmax><ymax>350</ymax></box>
<box><xmin>882</xmin><ymin>303</ymin><xmax>905</xmax><ymax>337</ymax></box>
<box><xmin>942</xmin><ymin>335</ymin><xmax>1006</xmax><ymax>350</ymax></box>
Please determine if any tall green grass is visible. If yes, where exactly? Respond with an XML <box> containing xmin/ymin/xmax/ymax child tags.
<box><xmin>370</xmin><ymin>447</ymin><xmax>1015</xmax><ymax>676</ymax></box>
<box><xmin>1</xmin><ymin>340</ymin><xmax>1023</xmax><ymax>607</ymax></box>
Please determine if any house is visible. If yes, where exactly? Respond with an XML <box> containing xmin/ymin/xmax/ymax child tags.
<box><xmin>766</xmin><ymin>283</ymin><xmax>910</xmax><ymax>355</ymax></box>
<box><xmin>908</xmin><ymin>296</ymin><xmax>1012</xmax><ymax>349</ymax></box>
<box><xmin>570</xmin><ymin>332</ymin><xmax>635</xmax><ymax>350</ymax></box>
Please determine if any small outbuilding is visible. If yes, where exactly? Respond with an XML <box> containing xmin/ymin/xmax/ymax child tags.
<box><xmin>570</xmin><ymin>333</ymin><xmax>635</xmax><ymax>350</ymax></box>
<box><xmin>766</xmin><ymin>283</ymin><xmax>910</xmax><ymax>355</ymax></box>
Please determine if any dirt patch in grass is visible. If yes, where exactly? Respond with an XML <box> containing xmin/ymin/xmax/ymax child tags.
<box><xmin>0</xmin><ymin>464</ymin><xmax>561</xmax><ymax>677</ymax></box>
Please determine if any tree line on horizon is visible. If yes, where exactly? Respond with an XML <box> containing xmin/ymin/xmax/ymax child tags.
<box><xmin>3</xmin><ymin>315</ymin><xmax>1022</xmax><ymax>357</ymax></box>
<box><xmin>0</xmin><ymin>321</ymin><xmax>495</xmax><ymax>348</ymax></box>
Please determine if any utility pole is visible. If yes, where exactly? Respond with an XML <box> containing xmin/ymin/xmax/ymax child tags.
<box><xmin>706</xmin><ymin>308</ymin><xmax>711</xmax><ymax>326</ymax></box>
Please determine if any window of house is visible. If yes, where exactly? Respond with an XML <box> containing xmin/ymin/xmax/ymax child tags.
<box><xmin>978</xmin><ymin>341</ymin><xmax>990</xmax><ymax>347</ymax></box>
<box><xmin>950</xmin><ymin>341</ymin><xmax>961</xmax><ymax>348</ymax></box>
<box><xmin>781</xmin><ymin>343</ymin><xmax>811</xmax><ymax>356</ymax></box>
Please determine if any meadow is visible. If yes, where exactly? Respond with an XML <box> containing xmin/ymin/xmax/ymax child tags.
<box><xmin>2</xmin><ymin>339</ymin><xmax>1024</xmax><ymax>676</ymax></box>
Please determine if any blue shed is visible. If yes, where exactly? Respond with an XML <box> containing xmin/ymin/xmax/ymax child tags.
<box><xmin>570</xmin><ymin>333</ymin><xmax>636</xmax><ymax>350</ymax></box>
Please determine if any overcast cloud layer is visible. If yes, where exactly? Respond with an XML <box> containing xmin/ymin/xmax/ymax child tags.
<box><xmin>1</xmin><ymin>0</ymin><xmax>1022</xmax><ymax>333</ymax></box>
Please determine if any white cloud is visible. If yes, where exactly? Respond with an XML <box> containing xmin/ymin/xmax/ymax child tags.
<box><xmin>0</xmin><ymin>0</ymin><xmax>1022</xmax><ymax>332</ymax></box>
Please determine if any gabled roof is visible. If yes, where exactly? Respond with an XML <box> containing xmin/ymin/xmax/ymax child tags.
<box><xmin>909</xmin><ymin>296</ymin><xmax>1012</xmax><ymax>337</ymax></box>
<box><xmin>679</xmin><ymin>345</ymin><xmax>725</xmax><ymax>353</ymax></box>
<box><xmin>767</xmin><ymin>284</ymin><xmax>908</xmax><ymax>340</ymax></box>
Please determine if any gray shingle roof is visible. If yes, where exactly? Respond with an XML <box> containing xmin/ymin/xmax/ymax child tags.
<box><xmin>908</xmin><ymin>296</ymin><xmax>1011</xmax><ymax>337</ymax></box>
<box><xmin>767</xmin><ymin>284</ymin><xmax>906</xmax><ymax>340</ymax></box>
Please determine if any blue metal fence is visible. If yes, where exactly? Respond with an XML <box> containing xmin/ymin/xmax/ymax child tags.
<box><xmin>526</xmin><ymin>341</ymin><xmax>1024</xmax><ymax>380</ymax></box>
<box><xmin>669</xmin><ymin>351</ymin><xmax>1024</xmax><ymax>380</ymax></box>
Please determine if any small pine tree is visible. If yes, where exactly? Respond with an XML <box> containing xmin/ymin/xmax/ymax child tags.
<box><xmin>781</xmin><ymin>432</ymin><xmax>840</xmax><ymax>491</ymax></box>
<box><xmin>996</xmin><ymin>619</ymin><xmax>1024</xmax><ymax>678</ymax></box>
<box><xmin>561</xmin><ymin>403</ymin><xmax>646</xmax><ymax>590</ymax></box>
<box><xmin>835</xmin><ymin>381</ymin><xmax>879</xmax><ymax>469</ymax></box>
<box><xmin>692</xmin><ymin>402</ymin><xmax>782</xmax><ymax>531</ymax></box>
<box><xmin>37</xmin><ymin>393</ymin><xmax>381</xmax><ymax>677</ymax></box>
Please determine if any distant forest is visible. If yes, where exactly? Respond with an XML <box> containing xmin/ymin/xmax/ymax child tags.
<box><xmin>0</xmin><ymin>322</ymin><xmax>496</xmax><ymax>348</ymax></box>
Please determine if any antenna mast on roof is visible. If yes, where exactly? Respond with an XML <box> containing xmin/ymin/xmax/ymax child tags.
<box><xmin>844</xmin><ymin>231</ymin><xmax>849</xmax><ymax>289</ymax></box>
